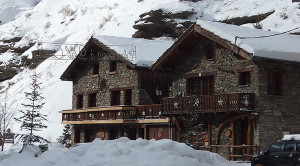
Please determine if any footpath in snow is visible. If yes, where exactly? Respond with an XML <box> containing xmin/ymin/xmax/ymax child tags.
<box><xmin>0</xmin><ymin>138</ymin><xmax>250</xmax><ymax>166</ymax></box>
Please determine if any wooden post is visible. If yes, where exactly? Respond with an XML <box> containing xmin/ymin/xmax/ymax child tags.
<box><xmin>246</xmin><ymin>118</ymin><xmax>252</xmax><ymax>154</ymax></box>
<box><xmin>231</xmin><ymin>121</ymin><xmax>235</xmax><ymax>160</ymax></box>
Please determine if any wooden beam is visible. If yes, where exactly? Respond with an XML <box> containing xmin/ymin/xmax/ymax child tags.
<box><xmin>235</xmin><ymin>67</ymin><xmax>253</xmax><ymax>73</ymax></box>
<box><xmin>61</xmin><ymin>119</ymin><xmax>169</xmax><ymax>125</ymax></box>
<box><xmin>59</xmin><ymin>106</ymin><xmax>136</xmax><ymax>113</ymax></box>
<box><xmin>231</xmin><ymin>121</ymin><xmax>235</xmax><ymax>160</ymax></box>
<box><xmin>247</xmin><ymin>117</ymin><xmax>252</xmax><ymax>153</ymax></box>
<box><xmin>194</xmin><ymin>25</ymin><xmax>252</xmax><ymax>60</ymax></box>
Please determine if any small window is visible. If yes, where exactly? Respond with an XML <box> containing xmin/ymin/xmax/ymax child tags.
<box><xmin>88</xmin><ymin>93</ymin><xmax>97</xmax><ymax>107</ymax></box>
<box><xmin>239</xmin><ymin>72</ymin><xmax>251</xmax><ymax>86</ymax></box>
<box><xmin>205</xmin><ymin>49</ymin><xmax>215</xmax><ymax>60</ymax></box>
<box><xmin>267</xmin><ymin>71</ymin><xmax>282</xmax><ymax>96</ymax></box>
<box><xmin>283</xmin><ymin>142</ymin><xmax>295</xmax><ymax>152</ymax></box>
<box><xmin>109</xmin><ymin>61</ymin><xmax>117</xmax><ymax>72</ymax></box>
<box><xmin>124</xmin><ymin>89</ymin><xmax>132</xmax><ymax>105</ymax></box>
<box><xmin>76</xmin><ymin>95</ymin><xmax>83</xmax><ymax>109</ymax></box>
<box><xmin>296</xmin><ymin>143</ymin><xmax>300</xmax><ymax>152</ymax></box>
<box><xmin>92</xmin><ymin>63</ymin><xmax>99</xmax><ymax>75</ymax></box>
<box><xmin>269</xmin><ymin>142</ymin><xmax>283</xmax><ymax>153</ymax></box>
<box><xmin>111</xmin><ymin>90</ymin><xmax>120</xmax><ymax>106</ymax></box>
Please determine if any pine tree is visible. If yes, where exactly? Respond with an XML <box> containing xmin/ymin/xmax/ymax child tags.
<box><xmin>14</xmin><ymin>71</ymin><xmax>48</xmax><ymax>148</ymax></box>
<box><xmin>57</xmin><ymin>124</ymin><xmax>72</xmax><ymax>148</ymax></box>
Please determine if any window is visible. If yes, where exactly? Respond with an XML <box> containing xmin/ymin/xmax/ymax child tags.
<box><xmin>206</xmin><ymin>49</ymin><xmax>215</xmax><ymax>60</ymax></box>
<box><xmin>92</xmin><ymin>63</ymin><xmax>99</xmax><ymax>75</ymax></box>
<box><xmin>124</xmin><ymin>89</ymin><xmax>132</xmax><ymax>105</ymax></box>
<box><xmin>283</xmin><ymin>142</ymin><xmax>295</xmax><ymax>152</ymax></box>
<box><xmin>296</xmin><ymin>143</ymin><xmax>300</xmax><ymax>152</ymax></box>
<box><xmin>267</xmin><ymin>71</ymin><xmax>282</xmax><ymax>95</ymax></box>
<box><xmin>76</xmin><ymin>95</ymin><xmax>83</xmax><ymax>109</ymax></box>
<box><xmin>109</xmin><ymin>61</ymin><xmax>117</xmax><ymax>72</ymax></box>
<box><xmin>75</xmin><ymin>129</ymin><xmax>80</xmax><ymax>143</ymax></box>
<box><xmin>88</xmin><ymin>93</ymin><xmax>97</xmax><ymax>107</ymax></box>
<box><xmin>269</xmin><ymin>142</ymin><xmax>283</xmax><ymax>153</ymax></box>
<box><xmin>187</xmin><ymin>76</ymin><xmax>214</xmax><ymax>96</ymax></box>
<box><xmin>111</xmin><ymin>90</ymin><xmax>120</xmax><ymax>106</ymax></box>
<box><xmin>239</xmin><ymin>72</ymin><xmax>251</xmax><ymax>86</ymax></box>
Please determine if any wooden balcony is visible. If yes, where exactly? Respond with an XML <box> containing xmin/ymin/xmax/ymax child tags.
<box><xmin>162</xmin><ymin>93</ymin><xmax>254</xmax><ymax>114</ymax></box>
<box><xmin>60</xmin><ymin>105</ymin><xmax>168</xmax><ymax>124</ymax></box>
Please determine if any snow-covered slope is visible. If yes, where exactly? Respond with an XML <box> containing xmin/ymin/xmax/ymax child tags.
<box><xmin>0</xmin><ymin>138</ymin><xmax>250</xmax><ymax>166</ymax></box>
<box><xmin>0</xmin><ymin>0</ymin><xmax>299</xmax><ymax>142</ymax></box>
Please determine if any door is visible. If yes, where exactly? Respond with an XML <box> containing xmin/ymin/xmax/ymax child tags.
<box><xmin>84</xmin><ymin>129</ymin><xmax>94</xmax><ymax>142</ymax></box>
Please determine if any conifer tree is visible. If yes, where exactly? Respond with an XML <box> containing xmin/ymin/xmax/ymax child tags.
<box><xmin>14</xmin><ymin>71</ymin><xmax>48</xmax><ymax>148</ymax></box>
<box><xmin>57</xmin><ymin>124</ymin><xmax>72</xmax><ymax>148</ymax></box>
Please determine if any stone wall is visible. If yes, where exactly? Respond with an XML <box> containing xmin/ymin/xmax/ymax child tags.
<box><xmin>168</xmin><ymin>37</ymin><xmax>300</xmax><ymax>150</ymax></box>
<box><xmin>169</xmin><ymin>39</ymin><xmax>260</xmax><ymax>147</ymax></box>
<box><xmin>254</xmin><ymin>59</ymin><xmax>300</xmax><ymax>149</ymax></box>
<box><xmin>72</xmin><ymin>45</ymin><xmax>153</xmax><ymax>108</ymax></box>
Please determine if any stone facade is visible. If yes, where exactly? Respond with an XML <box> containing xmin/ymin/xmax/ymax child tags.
<box><xmin>167</xmin><ymin>37</ymin><xmax>300</xmax><ymax>150</ymax></box>
<box><xmin>67</xmin><ymin>41</ymin><xmax>169</xmax><ymax>144</ymax></box>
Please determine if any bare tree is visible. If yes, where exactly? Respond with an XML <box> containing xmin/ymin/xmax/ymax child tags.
<box><xmin>0</xmin><ymin>83</ymin><xmax>16</xmax><ymax>151</ymax></box>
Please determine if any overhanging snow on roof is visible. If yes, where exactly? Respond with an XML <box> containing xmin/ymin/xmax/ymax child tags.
<box><xmin>196</xmin><ymin>20</ymin><xmax>300</xmax><ymax>62</ymax></box>
<box><xmin>93</xmin><ymin>35</ymin><xmax>174</xmax><ymax>67</ymax></box>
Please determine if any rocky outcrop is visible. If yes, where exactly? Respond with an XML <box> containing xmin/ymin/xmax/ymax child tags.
<box><xmin>133</xmin><ymin>9</ymin><xmax>195</xmax><ymax>39</ymax></box>
<box><xmin>220</xmin><ymin>11</ymin><xmax>274</xmax><ymax>25</ymax></box>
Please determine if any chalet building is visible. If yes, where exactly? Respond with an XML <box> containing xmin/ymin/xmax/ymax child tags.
<box><xmin>151</xmin><ymin>20</ymin><xmax>300</xmax><ymax>157</ymax></box>
<box><xmin>60</xmin><ymin>21</ymin><xmax>300</xmax><ymax>159</ymax></box>
<box><xmin>60</xmin><ymin>35</ymin><xmax>173</xmax><ymax>142</ymax></box>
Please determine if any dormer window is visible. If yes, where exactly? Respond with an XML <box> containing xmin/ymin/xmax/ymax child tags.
<box><xmin>109</xmin><ymin>61</ymin><xmax>117</xmax><ymax>73</ymax></box>
<box><xmin>92</xmin><ymin>63</ymin><xmax>99</xmax><ymax>75</ymax></box>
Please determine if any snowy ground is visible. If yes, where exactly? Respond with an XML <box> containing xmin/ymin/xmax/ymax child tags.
<box><xmin>0</xmin><ymin>138</ymin><xmax>250</xmax><ymax>166</ymax></box>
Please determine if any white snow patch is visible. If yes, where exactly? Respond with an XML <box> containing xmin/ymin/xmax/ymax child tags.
<box><xmin>282</xmin><ymin>134</ymin><xmax>300</xmax><ymax>141</ymax></box>
<box><xmin>0</xmin><ymin>138</ymin><xmax>250</xmax><ymax>166</ymax></box>
<box><xmin>196</xmin><ymin>20</ymin><xmax>300</xmax><ymax>62</ymax></box>
<box><xmin>94</xmin><ymin>35</ymin><xmax>174</xmax><ymax>67</ymax></box>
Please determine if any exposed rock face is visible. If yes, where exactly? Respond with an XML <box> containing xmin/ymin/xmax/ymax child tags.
<box><xmin>133</xmin><ymin>9</ymin><xmax>195</xmax><ymax>39</ymax></box>
<box><xmin>220</xmin><ymin>11</ymin><xmax>275</xmax><ymax>26</ymax></box>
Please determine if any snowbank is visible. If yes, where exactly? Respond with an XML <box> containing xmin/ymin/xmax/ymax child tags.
<box><xmin>0</xmin><ymin>138</ymin><xmax>249</xmax><ymax>166</ymax></box>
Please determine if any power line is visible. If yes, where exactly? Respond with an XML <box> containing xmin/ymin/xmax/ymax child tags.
<box><xmin>236</xmin><ymin>27</ymin><xmax>300</xmax><ymax>39</ymax></box>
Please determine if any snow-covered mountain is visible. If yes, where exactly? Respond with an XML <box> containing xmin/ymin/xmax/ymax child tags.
<box><xmin>0</xmin><ymin>0</ymin><xmax>299</xmax><ymax>143</ymax></box>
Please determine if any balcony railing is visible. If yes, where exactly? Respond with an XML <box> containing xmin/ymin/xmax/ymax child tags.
<box><xmin>162</xmin><ymin>93</ymin><xmax>254</xmax><ymax>114</ymax></box>
<box><xmin>61</xmin><ymin>105</ymin><xmax>163</xmax><ymax>122</ymax></box>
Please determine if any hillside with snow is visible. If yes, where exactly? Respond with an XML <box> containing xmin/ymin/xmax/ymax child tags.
<box><xmin>0</xmin><ymin>0</ymin><xmax>299</xmax><ymax>143</ymax></box>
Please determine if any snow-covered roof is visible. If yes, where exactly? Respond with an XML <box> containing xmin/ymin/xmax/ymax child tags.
<box><xmin>196</xmin><ymin>20</ymin><xmax>300</xmax><ymax>62</ymax></box>
<box><xmin>282</xmin><ymin>134</ymin><xmax>300</xmax><ymax>141</ymax></box>
<box><xmin>93</xmin><ymin>35</ymin><xmax>174</xmax><ymax>67</ymax></box>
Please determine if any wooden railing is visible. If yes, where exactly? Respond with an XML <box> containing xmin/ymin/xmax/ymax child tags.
<box><xmin>210</xmin><ymin>145</ymin><xmax>259</xmax><ymax>161</ymax></box>
<box><xmin>62</xmin><ymin>105</ymin><xmax>163</xmax><ymax>122</ymax></box>
<box><xmin>136</xmin><ymin>104</ymin><xmax>162</xmax><ymax>119</ymax></box>
<box><xmin>162</xmin><ymin>93</ymin><xmax>254</xmax><ymax>114</ymax></box>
